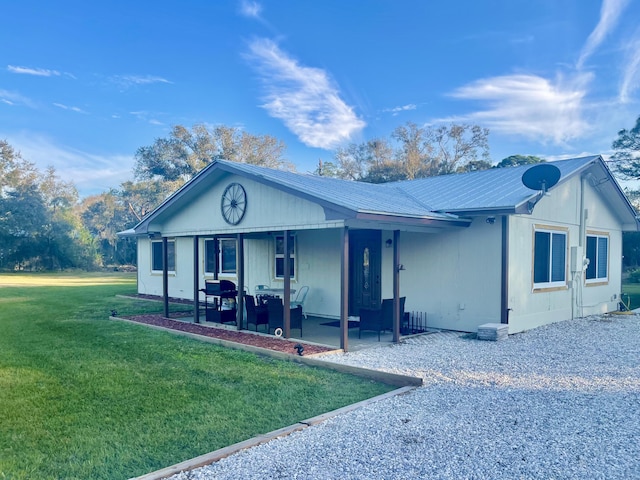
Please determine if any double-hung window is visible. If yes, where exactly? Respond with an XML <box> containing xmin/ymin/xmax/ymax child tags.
<box><xmin>151</xmin><ymin>239</ymin><xmax>175</xmax><ymax>273</ymax></box>
<box><xmin>585</xmin><ymin>233</ymin><xmax>608</xmax><ymax>283</ymax></box>
<box><xmin>204</xmin><ymin>238</ymin><xmax>237</xmax><ymax>276</ymax></box>
<box><xmin>275</xmin><ymin>235</ymin><xmax>295</xmax><ymax>278</ymax></box>
<box><xmin>533</xmin><ymin>227</ymin><xmax>567</xmax><ymax>289</ymax></box>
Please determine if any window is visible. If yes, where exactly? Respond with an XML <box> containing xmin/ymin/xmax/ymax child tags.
<box><xmin>204</xmin><ymin>238</ymin><xmax>237</xmax><ymax>275</ymax></box>
<box><xmin>586</xmin><ymin>233</ymin><xmax>608</xmax><ymax>282</ymax></box>
<box><xmin>275</xmin><ymin>235</ymin><xmax>295</xmax><ymax>278</ymax></box>
<box><xmin>151</xmin><ymin>239</ymin><xmax>175</xmax><ymax>273</ymax></box>
<box><xmin>533</xmin><ymin>228</ymin><xmax>567</xmax><ymax>288</ymax></box>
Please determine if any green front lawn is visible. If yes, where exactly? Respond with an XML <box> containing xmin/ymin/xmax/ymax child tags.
<box><xmin>0</xmin><ymin>273</ymin><xmax>393</xmax><ymax>480</ymax></box>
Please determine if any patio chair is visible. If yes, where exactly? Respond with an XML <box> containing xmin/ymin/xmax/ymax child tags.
<box><xmin>245</xmin><ymin>294</ymin><xmax>269</xmax><ymax>332</ymax></box>
<box><xmin>266</xmin><ymin>297</ymin><xmax>302</xmax><ymax>336</ymax></box>
<box><xmin>290</xmin><ymin>286</ymin><xmax>309</xmax><ymax>318</ymax></box>
<box><xmin>359</xmin><ymin>307</ymin><xmax>383</xmax><ymax>341</ymax></box>
<box><xmin>381</xmin><ymin>297</ymin><xmax>406</xmax><ymax>333</ymax></box>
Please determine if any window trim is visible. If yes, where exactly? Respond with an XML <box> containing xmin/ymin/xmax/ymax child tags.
<box><xmin>585</xmin><ymin>231</ymin><xmax>609</xmax><ymax>285</ymax></box>
<box><xmin>151</xmin><ymin>238</ymin><xmax>176</xmax><ymax>274</ymax></box>
<box><xmin>203</xmin><ymin>238</ymin><xmax>237</xmax><ymax>277</ymax></box>
<box><xmin>532</xmin><ymin>225</ymin><xmax>568</xmax><ymax>291</ymax></box>
<box><xmin>274</xmin><ymin>234</ymin><xmax>296</xmax><ymax>280</ymax></box>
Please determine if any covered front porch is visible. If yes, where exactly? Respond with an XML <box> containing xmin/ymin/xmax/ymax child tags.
<box><xmin>153</xmin><ymin>227</ymin><xmax>416</xmax><ymax>352</ymax></box>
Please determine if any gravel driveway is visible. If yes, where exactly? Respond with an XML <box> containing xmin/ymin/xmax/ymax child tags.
<box><xmin>170</xmin><ymin>314</ymin><xmax>640</xmax><ymax>479</ymax></box>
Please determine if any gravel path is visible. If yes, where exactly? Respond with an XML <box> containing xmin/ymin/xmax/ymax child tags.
<box><xmin>169</xmin><ymin>314</ymin><xmax>640</xmax><ymax>480</ymax></box>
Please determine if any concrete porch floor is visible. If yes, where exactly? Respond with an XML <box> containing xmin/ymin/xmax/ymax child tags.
<box><xmin>178</xmin><ymin>313</ymin><xmax>399</xmax><ymax>351</ymax></box>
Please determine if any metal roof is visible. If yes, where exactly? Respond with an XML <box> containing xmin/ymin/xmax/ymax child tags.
<box><xmin>121</xmin><ymin>154</ymin><xmax>639</xmax><ymax>235</ymax></box>
<box><xmin>222</xmin><ymin>160</ymin><xmax>448</xmax><ymax>218</ymax></box>
<box><xmin>390</xmin><ymin>156</ymin><xmax>602</xmax><ymax>214</ymax></box>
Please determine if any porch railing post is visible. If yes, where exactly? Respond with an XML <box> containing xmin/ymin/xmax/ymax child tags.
<box><xmin>162</xmin><ymin>236</ymin><xmax>169</xmax><ymax>318</ymax></box>
<box><xmin>283</xmin><ymin>231</ymin><xmax>291</xmax><ymax>338</ymax></box>
<box><xmin>340</xmin><ymin>226</ymin><xmax>349</xmax><ymax>351</ymax></box>
<box><xmin>193</xmin><ymin>235</ymin><xmax>200</xmax><ymax>323</ymax></box>
<box><xmin>237</xmin><ymin>233</ymin><xmax>245</xmax><ymax>329</ymax></box>
<box><xmin>393</xmin><ymin>229</ymin><xmax>400</xmax><ymax>342</ymax></box>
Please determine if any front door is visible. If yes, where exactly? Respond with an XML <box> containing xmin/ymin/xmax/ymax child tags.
<box><xmin>349</xmin><ymin>230</ymin><xmax>381</xmax><ymax>316</ymax></box>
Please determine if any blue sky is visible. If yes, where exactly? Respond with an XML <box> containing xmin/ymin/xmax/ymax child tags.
<box><xmin>1</xmin><ymin>0</ymin><xmax>640</xmax><ymax>197</ymax></box>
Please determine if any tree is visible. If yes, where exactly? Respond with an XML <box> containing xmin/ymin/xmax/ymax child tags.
<box><xmin>328</xmin><ymin>122</ymin><xmax>491</xmax><ymax>182</ymax></box>
<box><xmin>134</xmin><ymin>124</ymin><xmax>290</xmax><ymax>187</ymax></box>
<box><xmin>333</xmin><ymin>138</ymin><xmax>393</xmax><ymax>181</ymax></box>
<box><xmin>313</xmin><ymin>159</ymin><xmax>341</xmax><ymax>177</ymax></box>
<box><xmin>79</xmin><ymin>190</ymin><xmax>136</xmax><ymax>265</ymax></box>
<box><xmin>0</xmin><ymin>140</ymin><xmax>99</xmax><ymax>270</ymax></box>
<box><xmin>418</xmin><ymin>123</ymin><xmax>490</xmax><ymax>176</ymax></box>
<box><xmin>456</xmin><ymin>160</ymin><xmax>493</xmax><ymax>173</ymax></box>
<box><xmin>611</xmin><ymin>115</ymin><xmax>640</xmax><ymax>179</ymax></box>
<box><xmin>495</xmin><ymin>155</ymin><xmax>545</xmax><ymax>168</ymax></box>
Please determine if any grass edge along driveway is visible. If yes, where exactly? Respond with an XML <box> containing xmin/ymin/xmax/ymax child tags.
<box><xmin>0</xmin><ymin>272</ymin><xmax>394</xmax><ymax>480</ymax></box>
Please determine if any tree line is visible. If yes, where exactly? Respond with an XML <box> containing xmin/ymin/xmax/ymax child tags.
<box><xmin>2</xmin><ymin>117</ymin><xmax>640</xmax><ymax>271</ymax></box>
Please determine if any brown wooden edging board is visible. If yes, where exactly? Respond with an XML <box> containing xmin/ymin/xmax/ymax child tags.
<box><xmin>130</xmin><ymin>386</ymin><xmax>416</xmax><ymax>480</ymax></box>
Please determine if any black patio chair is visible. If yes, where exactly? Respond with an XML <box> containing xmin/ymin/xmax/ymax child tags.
<box><xmin>245</xmin><ymin>294</ymin><xmax>269</xmax><ymax>332</ymax></box>
<box><xmin>381</xmin><ymin>297</ymin><xmax>406</xmax><ymax>333</ymax></box>
<box><xmin>266</xmin><ymin>297</ymin><xmax>302</xmax><ymax>336</ymax></box>
<box><xmin>359</xmin><ymin>307</ymin><xmax>383</xmax><ymax>341</ymax></box>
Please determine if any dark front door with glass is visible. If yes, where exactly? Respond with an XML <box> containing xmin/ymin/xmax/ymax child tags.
<box><xmin>349</xmin><ymin>230</ymin><xmax>381</xmax><ymax>316</ymax></box>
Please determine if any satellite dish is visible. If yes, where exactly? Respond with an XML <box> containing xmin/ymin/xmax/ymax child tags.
<box><xmin>522</xmin><ymin>164</ymin><xmax>561</xmax><ymax>193</ymax></box>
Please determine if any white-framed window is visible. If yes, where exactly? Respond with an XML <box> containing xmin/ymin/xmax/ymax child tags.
<box><xmin>533</xmin><ymin>227</ymin><xmax>567</xmax><ymax>289</ymax></box>
<box><xmin>204</xmin><ymin>238</ymin><xmax>237</xmax><ymax>276</ymax></box>
<box><xmin>151</xmin><ymin>239</ymin><xmax>175</xmax><ymax>273</ymax></box>
<box><xmin>275</xmin><ymin>234</ymin><xmax>295</xmax><ymax>278</ymax></box>
<box><xmin>586</xmin><ymin>233</ymin><xmax>608</xmax><ymax>283</ymax></box>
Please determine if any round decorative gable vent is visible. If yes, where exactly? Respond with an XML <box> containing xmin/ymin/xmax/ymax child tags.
<box><xmin>220</xmin><ymin>183</ymin><xmax>247</xmax><ymax>225</ymax></box>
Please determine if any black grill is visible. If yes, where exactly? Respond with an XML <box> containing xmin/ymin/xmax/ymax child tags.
<box><xmin>201</xmin><ymin>280</ymin><xmax>237</xmax><ymax>299</ymax></box>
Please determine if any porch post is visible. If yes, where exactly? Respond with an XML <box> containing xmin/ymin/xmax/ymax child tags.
<box><xmin>283</xmin><ymin>230</ymin><xmax>291</xmax><ymax>338</ymax></box>
<box><xmin>340</xmin><ymin>226</ymin><xmax>349</xmax><ymax>351</ymax></box>
<box><xmin>213</xmin><ymin>237</ymin><xmax>219</xmax><ymax>281</ymax></box>
<box><xmin>393</xmin><ymin>229</ymin><xmax>400</xmax><ymax>343</ymax></box>
<box><xmin>162</xmin><ymin>236</ymin><xmax>169</xmax><ymax>318</ymax></box>
<box><xmin>237</xmin><ymin>233</ymin><xmax>245</xmax><ymax>329</ymax></box>
<box><xmin>193</xmin><ymin>235</ymin><xmax>200</xmax><ymax>323</ymax></box>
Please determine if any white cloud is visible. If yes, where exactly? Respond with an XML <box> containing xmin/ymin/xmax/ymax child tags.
<box><xmin>2</xmin><ymin>133</ymin><xmax>134</xmax><ymax>197</ymax></box>
<box><xmin>577</xmin><ymin>0</ymin><xmax>630</xmax><ymax>69</ymax></box>
<box><xmin>448</xmin><ymin>73</ymin><xmax>591</xmax><ymax>144</ymax></box>
<box><xmin>7</xmin><ymin>65</ymin><xmax>61</xmax><ymax>77</ymax></box>
<box><xmin>619</xmin><ymin>32</ymin><xmax>640</xmax><ymax>103</ymax></box>
<box><xmin>53</xmin><ymin>102</ymin><xmax>87</xmax><ymax>114</ymax></box>
<box><xmin>383</xmin><ymin>104</ymin><xmax>417</xmax><ymax>116</ymax></box>
<box><xmin>245</xmin><ymin>38</ymin><xmax>366</xmax><ymax>149</ymax></box>
<box><xmin>111</xmin><ymin>75</ymin><xmax>172</xmax><ymax>88</ymax></box>
<box><xmin>239</xmin><ymin>0</ymin><xmax>262</xmax><ymax>19</ymax></box>
<box><xmin>0</xmin><ymin>89</ymin><xmax>36</xmax><ymax>108</ymax></box>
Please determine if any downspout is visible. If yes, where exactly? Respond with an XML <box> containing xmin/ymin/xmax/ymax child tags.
<box><xmin>576</xmin><ymin>175</ymin><xmax>586</xmax><ymax>319</ymax></box>
<box><xmin>500</xmin><ymin>216</ymin><xmax>509</xmax><ymax>324</ymax></box>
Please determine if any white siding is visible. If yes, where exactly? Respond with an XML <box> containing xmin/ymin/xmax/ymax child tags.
<box><xmin>152</xmin><ymin>175</ymin><xmax>333</xmax><ymax>236</ymax></box>
<box><xmin>391</xmin><ymin>221</ymin><xmax>503</xmax><ymax>332</ymax></box>
<box><xmin>508</xmin><ymin>175</ymin><xmax>622</xmax><ymax>333</ymax></box>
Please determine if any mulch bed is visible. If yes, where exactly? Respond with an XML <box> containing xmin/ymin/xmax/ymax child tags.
<box><xmin>120</xmin><ymin>313</ymin><xmax>335</xmax><ymax>356</ymax></box>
